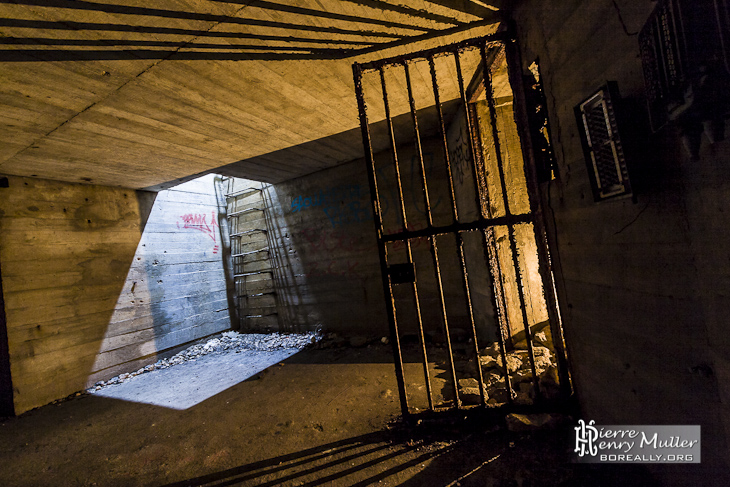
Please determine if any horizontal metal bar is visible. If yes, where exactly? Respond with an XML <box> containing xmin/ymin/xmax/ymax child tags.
<box><xmin>234</xmin><ymin>269</ymin><xmax>273</xmax><ymax>278</ymax></box>
<box><xmin>231</xmin><ymin>249</ymin><xmax>269</xmax><ymax>258</ymax></box>
<box><xmin>230</xmin><ymin>229</ymin><xmax>267</xmax><ymax>237</ymax></box>
<box><xmin>227</xmin><ymin>207</ymin><xmax>264</xmax><ymax>217</ymax></box>
<box><xmin>349</xmin><ymin>18</ymin><xmax>500</xmax><ymax>61</ymax></box>
<box><xmin>355</xmin><ymin>30</ymin><xmax>512</xmax><ymax>72</ymax></box>
<box><xmin>225</xmin><ymin>187</ymin><xmax>262</xmax><ymax>198</ymax></box>
<box><xmin>380</xmin><ymin>213</ymin><xmax>533</xmax><ymax>243</ymax></box>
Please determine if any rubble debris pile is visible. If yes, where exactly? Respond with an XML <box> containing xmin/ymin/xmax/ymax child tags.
<box><xmin>458</xmin><ymin>326</ymin><xmax>561</xmax><ymax>407</ymax></box>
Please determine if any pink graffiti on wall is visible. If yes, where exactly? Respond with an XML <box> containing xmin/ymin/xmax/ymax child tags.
<box><xmin>177</xmin><ymin>211</ymin><xmax>220</xmax><ymax>253</ymax></box>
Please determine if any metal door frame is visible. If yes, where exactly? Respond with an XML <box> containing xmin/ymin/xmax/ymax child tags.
<box><xmin>352</xmin><ymin>30</ymin><xmax>570</xmax><ymax>418</ymax></box>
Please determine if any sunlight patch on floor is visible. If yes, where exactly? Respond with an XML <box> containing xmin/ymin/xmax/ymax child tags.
<box><xmin>90</xmin><ymin>348</ymin><xmax>300</xmax><ymax>410</ymax></box>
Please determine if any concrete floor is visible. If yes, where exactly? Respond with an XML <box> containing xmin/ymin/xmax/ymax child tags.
<box><xmin>0</xmin><ymin>344</ymin><xmax>658</xmax><ymax>487</ymax></box>
<box><xmin>90</xmin><ymin>348</ymin><xmax>301</xmax><ymax>410</ymax></box>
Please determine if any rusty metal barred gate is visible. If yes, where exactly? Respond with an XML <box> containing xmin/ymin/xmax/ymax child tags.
<box><xmin>352</xmin><ymin>32</ymin><xmax>571</xmax><ymax>419</ymax></box>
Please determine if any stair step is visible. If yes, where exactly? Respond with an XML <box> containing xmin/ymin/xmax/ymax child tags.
<box><xmin>230</xmin><ymin>229</ymin><xmax>267</xmax><ymax>237</ymax></box>
<box><xmin>227</xmin><ymin>207</ymin><xmax>264</xmax><ymax>218</ymax></box>
<box><xmin>225</xmin><ymin>187</ymin><xmax>262</xmax><ymax>198</ymax></box>
<box><xmin>226</xmin><ymin>178</ymin><xmax>278</xmax><ymax>331</ymax></box>
<box><xmin>234</xmin><ymin>269</ymin><xmax>273</xmax><ymax>277</ymax></box>
<box><xmin>231</xmin><ymin>248</ymin><xmax>269</xmax><ymax>258</ymax></box>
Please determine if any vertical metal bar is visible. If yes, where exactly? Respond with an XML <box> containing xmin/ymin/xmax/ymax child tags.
<box><xmin>231</xmin><ymin>178</ymin><xmax>244</xmax><ymax>331</ymax></box>
<box><xmin>238</xmin><ymin>186</ymin><xmax>247</xmax><ymax>331</ymax></box>
<box><xmin>455</xmin><ymin>46</ymin><xmax>514</xmax><ymax>404</ymax></box>
<box><xmin>482</xmin><ymin>225</ymin><xmax>512</xmax><ymax>379</ymax></box>
<box><xmin>379</xmin><ymin>65</ymin><xmax>434</xmax><ymax>411</ymax></box>
<box><xmin>429</xmin><ymin>56</ymin><xmax>460</xmax><ymax>225</ymax></box>
<box><xmin>428</xmin><ymin>55</ymin><xmax>486</xmax><ymax>407</ymax></box>
<box><xmin>454</xmin><ymin>50</ymin><xmax>488</xmax><ymax>221</ymax></box>
<box><xmin>216</xmin><ymin>176</ymin><xmax>239</xmax><ymax>332</ymax></box>
<box><xmin>402</xmin><ymin>62</ymin><xmax>433</xmax><ymax>229</ymax></box>
<box><xmin>480</xmin><ymin>43</ymin><xmax>541</xmax><ymax>400</ymax></box>
<box><xmin>428</xmin><ymin>235</ymin><xmax>461</xmax><ymax>408</ymax></box>
<box><xmin>227</xmin><ymin>178</ymin><xmax>238</xmax><ymax>331</ymax></box>
<box><xmin>380</xmin><ymin>67</ymin><xmax>410</xmax><ymax>235</ymax></box>
<box><xmin>353</xmin><ymin>62</ymin><xmax>410</xmax><ymax>416</ymax></box>
<box><xmin>467</xmin><ymin>97</ymin><xmax>512</xmax><ymax>405</ymax></box>
<box><xmin>503</xmin><ymin>41</ymin><xmax>572</xmax><ymax>396</ymax></box>
<box><xmin>468</xmin><ymin>101</ymin><xmax>513</xmax><ymax>348</ymax></box>
<box><xmin>487</xmin><ymin>236</ymin><xmax>512</xmax><ymax>344</ymax></box>
<box><xmin>456</xmin><ymin>234</ymin><xmax>487</xmax><ymax>406</ymax></box>
<box><xmin>403</xmin><ymin>60</ymin><xmax>461</xmax><ymax>409</ymax></box>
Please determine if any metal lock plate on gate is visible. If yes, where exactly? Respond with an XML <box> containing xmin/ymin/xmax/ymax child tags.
<box><xmin>388</xmin><ymin>263</ymin><xmax>415</xmax><ymax>284</ymax></box>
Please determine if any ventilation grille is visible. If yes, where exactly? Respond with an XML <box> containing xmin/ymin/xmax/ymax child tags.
<box><xmin>576</xmin><ymin>83</ymin><xmax>632</xmax><ymax>202</ymax></box>
<box><xmin>639</xmin><ymin>0</ymin><xmax>730</xmax><ymax>131</ymax></box>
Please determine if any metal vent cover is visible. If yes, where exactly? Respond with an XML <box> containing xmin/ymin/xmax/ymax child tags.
<box><xmin>639</xmin><ymin>0</ymin><xmax>730</xmax><ymax>131</ymax></box>
<box><xmin>575</xmin><ymin>82</ymin><xmax>632</xmax><ymax>202</ymax></box>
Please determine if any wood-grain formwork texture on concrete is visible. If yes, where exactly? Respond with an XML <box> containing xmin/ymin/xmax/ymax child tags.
<box><xmin>0</xmin><ymin>0</ymin><xmax>502</xmax><ymax>190</ymax></box>
<box><xmin>88</xmin><ymin>174</ymin><xmax>232</xmax><ymax>387</ymax></box>
<box><xmin>0</xmin><ymin>175</ymin><xmax>232</xmax><ymax>413</ymax></box>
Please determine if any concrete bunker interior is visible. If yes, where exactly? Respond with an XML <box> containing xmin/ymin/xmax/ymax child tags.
<box><xmin>219</xmin><ymin>42</ymin><xmax>568</xmax><ymax>415</ymax></box>
<box><xmin>1</xmin><ymin>1</ymin><xmax>730</xmax><ymax>486</ymax></box>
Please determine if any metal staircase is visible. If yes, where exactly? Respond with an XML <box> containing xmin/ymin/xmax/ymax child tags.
<box><xmin>224</xmin><ymin>178</ymin><xmax>279</xmax><ymax>331</ymax></box>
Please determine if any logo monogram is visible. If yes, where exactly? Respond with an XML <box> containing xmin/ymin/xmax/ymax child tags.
<box><xmin>575</xmin><ymin>419</ymin><xmax>599</xmax><ymax>457</ymax></box>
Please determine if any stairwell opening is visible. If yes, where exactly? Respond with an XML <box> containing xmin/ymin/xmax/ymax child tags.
<box><xmin>81</xmin><ymin>175</ymin><xmax>316</xmax><ymax>410</ymax></box>
<box><xmin>223</xmin><ymin>177</ymin><xmax>281</xmax><ymax>332</ymax></box>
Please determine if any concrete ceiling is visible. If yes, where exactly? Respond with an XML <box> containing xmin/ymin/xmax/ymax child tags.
<box><xmin>0</xmin><ymin>0</ymin><xmax>504</xmax><ymax>190</ymax></box>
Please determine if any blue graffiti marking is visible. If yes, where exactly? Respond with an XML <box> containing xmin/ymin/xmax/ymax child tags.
<box><xmin>291</xmin><ymin>184</ymin><xmax>372</xmax><ymax>228</ymax></box>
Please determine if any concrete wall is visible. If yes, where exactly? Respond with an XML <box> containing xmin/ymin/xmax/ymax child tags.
<box><xmin>88</xmin><ymin>175</ymin><xmax>232</xmax><ymax>386</ymax></box>
<box><xmin>0</xmin><ymin>177</ymin><xmax>145</xmax><ymax>413</ymax></box>
<box><xmin>474</xmin><ymin>98</ymin><xmax>549</xmax><ymax>339</ymax></box>
<box><xmin>0</xmin><ymin>175</ymin><xmax>231</xmax><ymax>413</ymax></box>
<box><xmin>512</xmin><ymin>0</ymin><xmax>730</xmax><ymax>483</ymax></box>
<box><xmin>262</xmin><ymin>161</ymin><xmax>385</xmax><ymax>334</ymax></box>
